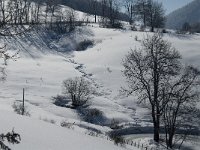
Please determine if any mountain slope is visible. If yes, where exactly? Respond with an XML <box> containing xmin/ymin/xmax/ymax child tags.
<box><xmin>166</xmin><ymin>0</ymin><xmax>200</xmax><ymax>29</ymax></box>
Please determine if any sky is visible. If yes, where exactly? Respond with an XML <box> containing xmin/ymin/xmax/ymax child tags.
<box><xmin>156</xmin><ymin>0</ymin><xmax>192</xmax><ymax>14</ymax></box>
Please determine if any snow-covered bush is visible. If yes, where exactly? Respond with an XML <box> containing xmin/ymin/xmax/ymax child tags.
<box><xmin>12</xmin><ymin>101</ymin><xmax>30</xmax><ymax>116</ymax></box>
<box><xmin>134</xmin><ymin>35</ymin><xmax>138</xmax><ymax>41</ymax></box>
<box><xmin>60</xmin><ymin>121</ymin><xmax>75</xmax><ymax>130</ymax></box>
<box><xmin>41</xmin><ymin>118</ymin><xmax>56</xmax><ymax>124</ymax></box>
<box><xmin>63</xmin><ymin>77</ymin><xmax>92</xmax><ymax>108</ymax></box>
<box><xmin>0</xmin><ymin>129</ymin><xmax>21</xmax><ymax>150</ymax></box>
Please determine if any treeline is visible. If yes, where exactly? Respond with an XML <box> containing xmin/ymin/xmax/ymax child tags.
<box><xmin>0</xmin><ymin>0</ymin><xmax>80</xmax><ymax>34</ymax></box>
<box><xmin>84</xmin><ymin>0</ymin><xmax>166</xmax><ymax>31</ymax></box>
<box><xmin>0</xmin><ymin>0</ymin><xmax>166</xmax><ymax>34</ymax></box>
<box><xmin>47</xmin><ymin>0</ymin><xmax>129</xmax><ymax>22</ymax></box>
<box><xmin>0</xmin><ymin>0</ymin><xmax>128</xmax><ymax>34</ymax></box>
<box><xmin>124</xmin><ymin>0</ymin><xmax>165</xmax><ymax>32</ymax></box>
<box><xmin>31</xmin><ymin>0</ymin><xmax>166</xmax><ymax>31</ymax></box>
<box><xmin>181</xmin><ymin>22</ymin><xmax>200</xmax><ymax>33</ymax></box>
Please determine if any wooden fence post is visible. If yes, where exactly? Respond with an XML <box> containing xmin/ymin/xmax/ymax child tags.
<box><xmin>22</xmin><ymin>88</ymin><xmax>25</xmax><ymax>115</ymax></box>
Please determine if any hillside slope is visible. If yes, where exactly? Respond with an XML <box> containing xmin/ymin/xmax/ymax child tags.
<box><xmin>0</xmin><ymin>110</ymin><xmax>133</xmax><ymax>150</ymax></box>
<box><xmin>1</xmin><ymin>25</ymin><xmax>200</xmax><ymax>149</ymax></box>
<box><xmin>0</xmin><ymin>4</ymin><xmax>200</xmax><ymax>149</ymax></box>
<box><xmin>166</xmin><ymin>0</ymin><xmax>200</xmax><ymax>29</ymax></box>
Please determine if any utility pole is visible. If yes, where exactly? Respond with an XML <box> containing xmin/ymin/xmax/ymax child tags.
<box><xmin>22</xmin><ymin>88</ymin><xmax>25</xmax><ymax>115</ymax></box>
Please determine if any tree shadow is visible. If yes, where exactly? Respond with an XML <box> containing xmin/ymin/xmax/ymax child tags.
<box><xmin>52</xmin><ymin>94</ymin><xmax>107</xmax><ymax>125</ymax></box>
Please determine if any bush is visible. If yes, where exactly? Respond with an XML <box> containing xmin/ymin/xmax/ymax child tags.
<box><xmin>12</xmin><ymin>101</ymin><xmax>30</xmax><ymax>116</ymax></box>
<box><xmin>87</xmin><ymin>130</ymin><xmax>99</xmax><ymax>137</ymax></box>
<box><xmin>86</xmin><ymin>108</ymin><xmax>102</xmax><ymax>118</ymax></box>
<box><xmin>103</xmin><ymin>22</ymin><xmax>123</xmax><ymax>29</ymax></box>
<box><xmin>162</xmin><ymin>29</ymin><xmax>168</xmax><ymax>33</ymax></box>
<box><xmin>110</xmin><ymin>118</ymin><xmax>121</xmax><ymax>129</ymax></box>
<box><xmin>52</xmin><ymin>95</ymin><xmax>70</xmax><ymax>108</ymax></box>
<box><xmin>0</xmin><ymin>129</ymin><xmax>21</xmax><ymax>150</ymax></box>
<box><xmin>41</xmin><ymin>118</ymin><xmax>56</xmax><ymax>124</ymax></box>
<box><xmin>63</xmin><ymin>77</ymin><xmax>92</xmax><ymax>108</ymax></box>
<box><xmin>84</xmin><ymin>108</ymin><xmax>103</xmax><ymax>123</ymax></box>
<box><xmin>109</xmin><ymin>134</ymin><xmax>125</xmax><ymax>146</ymax></box>
<box><xmin>139</xmin><ymin>25</ymin><xmax>145</xmax><ymax>32</ymax></box>
<box><xmin>135</xmin><ymin>35</ymin><xmax>138</xmax><ymax>41</ymax></box>
<box><xmin>60</xmin><ymin>121</ymin><xmax>75</xmax><ymax>130</ymax></box>
<box><xmin>76</xmin><ymin>40</ymin><xmax>94</xmax><ymax>51</ymax></box>
<box><xmin>131</xmin><ymin>25</ymin><xmax>137</xmax><ymax>31</ymax></box>
<box><xmin>111</xmin><ymin>22</ymin><xmax>123</xmax><ymax>29</ymax></box>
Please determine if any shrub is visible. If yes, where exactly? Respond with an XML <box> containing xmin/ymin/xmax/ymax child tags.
<box><xmin>110</xmin><ymin>134</ymin><xmax>125</xmax><ymax>146</ymax></box>
<box><xmin>111</xmin><ymin>22</ymin><xmax>123</xmax><ymax>29</ymax></box>
<box><xmin>41</xmin><ymin>118</ymin><xmax>56</xmax><ymax>124</ymax></box>
<box><xmin>76</xmin><ymin>40</ymin><xmax>94</xmax><ymax>51</ymax></box>
<box><xmin>139</xmin><ymin>25</ymin><xmax>145</xmax><ymax>32</ymax></box>
<box><xmin>87</xmin><ymin>131</ymin><xmax>99</xmax><ymax>137</ymax></box>
<box><xmin>110</xmin><ymin>118</ymin><xmax>121</xmax><ymax>129</ymax></box>
<box><xmin>131</xmin><ymin>25</ymin><xmax>137</xmax><ymax>31</ymax></box>
<box><xmin>60</xmin><ymin>121</ymin><xmax>75</xmax><ymax>129</ymax></box>
<box><xmin>52</xmin><ymin>95</ymin><xmax>70</xmax><ymax>108</ymax></box>
<box><xmin>0</xmin><ymin>129</ymin><xmax>21</xmax><ymax>150</ymax></box>
<box><xmin>63</xmin><ymin>77</ymin><xmax>92</xmax><ymax>108</ymax></box>
<box><xmin>162</xmin><ymin>29</ymin><xmax>168</xmax><ymax>33</ymax></box>
<box><xmin>12</xmin><ymin>101</ymin><xmax>30</xmax><ymax>116</ymax></box>
<box><xmin>84</xmin><ymin>108</ymin><xmax>103</xmax><ymax>123</ymax></box>
<box><xmin>135</xmin><ymin>35</ymin><xmax>138</xmax><ymax>41</ymax></box>
<box><xmin>103</xmin><ymin>22</ymin><xmax>123</xmax><ymax>29</ymax></box>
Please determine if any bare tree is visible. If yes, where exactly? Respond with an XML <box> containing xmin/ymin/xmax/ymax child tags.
<box><xmin>124</xmin><ymin>0</ymin><xmax>135</xmax><ymax>25</ymax></box>
<box><xmin>66</xmin><ymin>8</ymin><xmax>77</xmax><ymax>32</ymax></box>
<box><xmin>146</xmin><ymin>0</ymin><xmax>165</xmax><ymax>32</ymax></box>
<box><xmin>134</xmin><ymin>0</ymin><xmax>165</xmax><ymax>31</ymax></box>
<box><xmin>122</xmin><ymin>33</ymin><xmax>181</xmax><ymax>142</ymax></box>
<box><xmin>63</xmin><ymin>77</ymin><xmax>92</xmax><ymax>108</ymax></box>
<box><xmin>99</xmin><ymin>0</ymin><xmax>121</xmax><ymax>28</ymax></box>
<box><xmin>107</xmin><ymin>0</ymin><xmax>120</xmax><ymax>27</ymax></box>
<box><xmin>89</xmin><ymin>0</ymin><xmax>98</xmax><ymax>23</ymax></box>
<box><xmin>162</xmin><ymin>66</ymin><xmax>200</xmax><ymax>149</ymax></box>
<box><xmin>135</xmin><ymin>0</ymin><xmax>148</xmax><ymax>27</ymax></box>
<box><xmin>100</xmin><ymin>0</ymin><xmax>107</xmax><ymax>24</ymax></box>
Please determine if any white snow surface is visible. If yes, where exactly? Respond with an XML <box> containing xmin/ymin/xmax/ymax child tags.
<box><xmin>0</xmin><ymin>14</ymin><xmax>199</xmax><ymax>149</ymax></box>
<box><xmin>0</xmin><ymin>111</ymin><xmax>130</xmax><ymax>150</ymax></box>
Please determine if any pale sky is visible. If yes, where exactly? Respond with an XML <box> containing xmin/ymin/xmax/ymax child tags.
<box><xmin>156</xmin><ymin>0</ymin><xmax>192</xmax><ymax>14</ymax></box>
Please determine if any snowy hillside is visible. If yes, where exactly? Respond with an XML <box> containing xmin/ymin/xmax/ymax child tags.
<box><xmin>0</xmin><ymin>2</ymin><xmax>199</xmax><ymax>149</ymax></box>
<box><xmin>0</xmin><ymin>111</ymin><xmax>131</xmax><ymax>150</ymax></box>
<box><xmin>0</xmin><ymin>24</ymin><xmax>200</xmax><ymax>149</ymax></box>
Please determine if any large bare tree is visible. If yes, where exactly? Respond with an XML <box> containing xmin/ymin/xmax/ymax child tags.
<box><xmin>162</xmin><ymin>66</ymin><xmax>200</xmax><ymax>149</ymax></box>
<box><xmin>122</xmin><ymin>33</ymin><xmax>181</xmax><ymax>142</ymax></box>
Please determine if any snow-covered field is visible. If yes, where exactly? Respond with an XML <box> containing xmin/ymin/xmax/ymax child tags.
<box><xmin>0</xmin><ymin>12</ymin><xmax>200</xmax><ymax>149</ymax></box>
<box><xmin>0</xmin><ymin>110</ymin><xmax>130</xmax><ymax>150</ymax></box>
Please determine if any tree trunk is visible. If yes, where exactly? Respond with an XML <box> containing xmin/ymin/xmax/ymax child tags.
<box><xmin>154</xmin><ymin>121</ymin><xmax>160</xmax><ymax>142</ymax></box>
<box><xmin>151</xmin><ymin>26</ymin><xmax>154</xmax><ymax>32</ymax></box>
<box><xmin>168</xmin><ymin>134</ymin><xmax>173</xmax><ymax>149</ymax></box>
<box><xmin>152</xmin><ymin>106</ymin><xmax>160</xmax><ymax>142</ymax></box>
